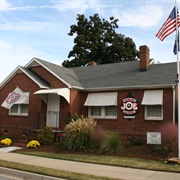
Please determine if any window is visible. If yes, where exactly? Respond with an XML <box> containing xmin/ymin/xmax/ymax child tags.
<box><xmin>9</xmin><ymin>104</ymin><xmax>29</xmax><ymax>116</ymax></box>
<box><xmin>89</xmin><ymin>106</ymin><xmax>117</xmax><ymax>119</ymax></box>
<box><xmin>145</xmin><ymin>105</ymin><xmax>163</xmax><ymax>120</ymax></box>
<box><xmin>8</xmin><ymin>92</ymin><xmax>29</xmax><ymax>116</ymax></box>
<box><xmin>142</xmin><ymin>90</ymin><xmax>163</xmax><ymax>120</ymax></box>
<box><xmin>90</xmin><ymin>106</ymin><xmax>101</xmax><ymax>116</ymax></box>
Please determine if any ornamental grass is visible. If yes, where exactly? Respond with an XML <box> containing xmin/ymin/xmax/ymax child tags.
<box><xmin>64</xmin><ymin>115</ymin><xmax>97</xmax><ymax>151</ymax></box>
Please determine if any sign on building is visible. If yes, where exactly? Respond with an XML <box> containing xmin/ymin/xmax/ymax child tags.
<box><xmin>121</xmin><ymin>92</ymin><xmax>138</xmax><ymax>120</ymax></box>
<box><xmin>147</xmin><ymin>132</ymin><xmax>161</xmax><ymax>145</ymax></box>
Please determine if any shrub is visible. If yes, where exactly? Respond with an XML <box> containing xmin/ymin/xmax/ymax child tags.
<box><xmin>0</xmin><ymin>138</ymin><xmax>12</xmax><ymax>146</ymax></box>
<box><xmin>127</xmin><ymin>136</ymin><xmax>145</xmax><ymax>146</ymax></box>
<box><xmin>37</xmin><ymin>126</ymin><xmax>54</xmax><ymax>145</ymax></box>
<box><xmin>27</xmin><ymin>140</ymin><xmax>40</xmax><ymax>148</ymax></box>
<box><xmin>98</xmin><ymin>132</ymin><xmax>121</xmax><ymax>154</ymax></box>
<box><xmin>91</xmin><ymin>126</ymin><xmax>107</xmax><ymax>149</ymax></box>
<box><xmin>64</xmin><ymin>115</ymin><xmax>97</xmax><ymax>151</ymax></box>
<box><xmin>157</xmin><ymin>122</ymin><xmax>178</xmax><ymax>156</ymax></box>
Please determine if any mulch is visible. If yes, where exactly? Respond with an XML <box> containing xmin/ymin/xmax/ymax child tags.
<box><xmin>13</xmin><ymin>143</ymin><xmax>167</xmax><ymax>162</ymax></box>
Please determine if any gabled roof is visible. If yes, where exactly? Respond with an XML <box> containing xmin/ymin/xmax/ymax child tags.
<box><xmin>33</xmin><ymin>58</ymin><xmax>177</xmax><ymax>90</ymax></box>
<box><xmin>0</xmin><ymin>57</ymin><xmax>177</xmax><ymax>91</ymax></box>
<box><xmin>0</xmin><ymin>65</ymin><xmax>49</xmax><ymax>89</ymax></box>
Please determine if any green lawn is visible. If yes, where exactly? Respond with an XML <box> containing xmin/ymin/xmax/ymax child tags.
<box><xmin>0</xmin><ymin>148</ymin><xmax>179</xmax><ymax>180</ymax></box>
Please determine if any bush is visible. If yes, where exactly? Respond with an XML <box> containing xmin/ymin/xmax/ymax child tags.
<box><xmin>98</xmin><ymin>132</ymin><xmax>121</xmax><ymax>154</ymax></box>
<box><xmin>91</xmin><ymin>126</ymin><xmax>107</xmax><ymax>149</ymax></box>
<box><xmin>64</xmin><ymin>115</ymin><xmax>97</xmax><ymax>151</ymax></box>
<box><xmin>37</xmin><ymin>126</ymin><xmax>54</xmax><ymax>145</ymax></box>
<box><xmin>0</xmin><ymin>138</ymin><xmax>12</xmax><ymax>146</ymax></box>
<box><xmin>27</xmin><ymin>140</ymin><xmax>40</xmax><ymax>148</ymax></box>
<box><xmin>127</xmin><ymin>136</ymin><xmax>145</xmax><ymax>146</ymax></box>
<box><xmin>157</xmin><ymin>122</ymin><xmax>178</xmax><ymax>156</ymax></box>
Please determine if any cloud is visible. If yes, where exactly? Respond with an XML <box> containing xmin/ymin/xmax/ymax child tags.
<box><xmin>0</xmin><ymin>21</ymin><xmax>63</xmax><ymax>31</ymax></box>
<box><xmin>112</xmin><ymin>4</ymin><xmax>163</xmax><ymax>27</ymax></box>
<box><xmin>0</xmin><ymin>0</ymin><xmax>11</xmax><ymax>10</ymax></box>
<box><xmin>51</xmin><ymin>0</ymin><xmax>104</xmax><ymax>14</ymax></box>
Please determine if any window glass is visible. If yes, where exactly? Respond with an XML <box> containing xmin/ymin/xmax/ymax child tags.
<box><xmin>91</xmin><ymin>106</ymin><xmax>101</xmax><ymax>116</ymax></box>
<box><xmin>145</xmin><ymin>105</ymin><xmax>163</xmax><ymax>120</ymax></box>
<box><xmin>10</xmin><ymin>105</ymin><xmax>18</xmax><ymax>113</ymax></box>
<box><xmin>21</xmin><ymin>104</ymin><xmax>28</xmax><ymax>114</ymax></box>
<box><xmin>105</xmin><ymin>106</ymin><xmax>117</xmax><ymax>116</ymax></box>
<box><xmin>147</xmin><ymin>105</ymin><xmax>162</xmax><ymax>117</ymax></box>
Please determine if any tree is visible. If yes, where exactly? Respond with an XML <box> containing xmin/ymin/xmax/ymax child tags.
<box><xmin>62</xmin><ymin>14</ymin><xmax>139</xmax><ymax>68</ymax></box>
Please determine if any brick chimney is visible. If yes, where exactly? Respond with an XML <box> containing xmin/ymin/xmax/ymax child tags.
<box><xmin>139</xmin><ymin>45</ymin><xmax>150</xmax><ymax>71</ymax></box>
<box><xmin>87</xmin><ymin>61</ymin><xmax>97</xmax><ymax>66</ymax></box>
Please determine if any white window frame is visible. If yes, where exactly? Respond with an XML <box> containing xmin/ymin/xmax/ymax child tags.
<box><xmin>144</xmin><ymin>105</ymin><xmax>163</xmax><ymax>120</ymax></box>
<box><xmin>9</xmin><ymin>104</ymin><xmax>29</xmax><ymax>116</ymax></box>
<box><xmin>88</xmin><ymin>106</ymin><xmax>117</xmax><ymax>119</ymax></box>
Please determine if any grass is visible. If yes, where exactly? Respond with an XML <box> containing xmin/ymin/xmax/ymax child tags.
<box><xmin>20</xmin><ymin>151</ymin><xmax>180</xmax><ymax>173</ymax></box>
<box><xmin>0</xmin><ymin>144</ymin><xmax>180</xmax><ymax>180</ymax></box>
<box><xmin>0</xmin><ymin>159</ymin><xmax>117</xmax><ymax>180</ymax></box>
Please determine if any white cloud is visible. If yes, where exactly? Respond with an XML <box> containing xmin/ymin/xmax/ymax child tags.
<box><xmin>0</xmin><ymin>21</ymin><xmax>63</xmax><ymax>31</ymax></box>
<box><xmin>51</xmin><ymin>0</ymin><xmax>104</xmax><ymax>14</ymax></box>
<box><xmin>0</xmin><ymin>0</ymin><xmax>11</xmax><ymax>10</ymax></box>
<box><xmin>112</xmin><ymin>4</ymin><xmax>163</xmax><ymax>27</ymax></box>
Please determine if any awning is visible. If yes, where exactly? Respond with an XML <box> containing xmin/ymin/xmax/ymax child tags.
<box><xmin>34</xmin><ymin>88</ymin><xmax>70</xmax><ymax>104</ymax></box>
<box><xmin>84</xmin><ymin>92</ymin><xmax>117</xmax><ymax>106</ymax></box>
<box><xmin>141</xmin><ymin>90</ymin><xmax>163</xmax><ymax>105</ymax></box>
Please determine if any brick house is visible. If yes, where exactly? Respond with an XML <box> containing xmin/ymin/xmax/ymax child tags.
<box><xmin>0</xmin><ymin>45</ymin><xmax>178</xmax><ymax>143</ymax></box>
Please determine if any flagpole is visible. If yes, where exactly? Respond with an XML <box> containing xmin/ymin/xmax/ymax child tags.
<box><xmin>175</xmin><ymin>0</ymin><xmax>180</xmax><ymax>159</ymax></box>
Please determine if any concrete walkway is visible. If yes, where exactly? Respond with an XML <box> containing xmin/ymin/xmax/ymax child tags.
<box><xmin>0</xmin><ymin>149</ymin><xmax>180</xmax><ymax>180</ymax></box>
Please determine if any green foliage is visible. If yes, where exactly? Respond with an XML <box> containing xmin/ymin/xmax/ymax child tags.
<box><xmin>66</xmin><ymin>114</ymin><xmax>84</xmax><ymax>124</ymax></box>
<box><xmin>98</xmin><ymin>132</ymin><xmax>121</xmax><ymax>154</ymax></box>
<box><xmin>62</xmin><ymin>14</ymin><xmax>139</xmax><ymax>68</ymax></box>
<box><xmin>127</xmin><ymin>137</ymin><xmax>145</xmax><ymax>146</ymax></box>
<box><xmin>37</xmin><ymin>126</ymin><xmax>54</xmax><ymax>145</ymax></box>
<box><xmin>64</xmin><ymin>115</ymin><xmax>97</xmax><ymax>151</ymax></box>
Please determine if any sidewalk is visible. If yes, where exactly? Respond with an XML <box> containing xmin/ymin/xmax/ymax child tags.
<box><xmin>0</xmin><ymin>148</ymin><xmax>180</xmax><ymax>180</ymax></box>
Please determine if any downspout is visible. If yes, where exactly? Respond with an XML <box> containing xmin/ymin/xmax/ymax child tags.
<box><xmin>172</xmin><ymin>85</ymin><xmax>175</xmax><ymax>125</ymax></box>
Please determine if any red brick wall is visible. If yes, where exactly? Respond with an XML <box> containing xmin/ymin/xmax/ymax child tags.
<box><xmin>31</xmin><ymin>66</ymin><xmax>68</xmax><ymax>88</ymax></box>
<box><xmin>0</xmin><ymin>65</ymin><xmax>175</xmax><ymax>143</ymax></box>
<box><xmin>70</xmin><ymin>89</ymin><xmax>88</xmax><ymax>117</ymax></box>
<box><xmin>0</xmin><ymin>73</ymin><xmax>43</xmax><ymax>130</ymax></box>
<box><xmin>71</xmin><ymin>88</ymin><xmax>174</xmax><ymax>142</ymax></box>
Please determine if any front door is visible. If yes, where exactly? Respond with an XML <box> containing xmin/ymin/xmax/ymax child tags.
<box><xmin>46</xmin><ymin>94</ymin><xmax>60</xmax><ymax>128</ymax></box>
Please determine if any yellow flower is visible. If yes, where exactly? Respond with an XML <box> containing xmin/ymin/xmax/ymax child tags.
<box><xmin>27</xmin><ymin>140</ymin><xmax>40</xmax><ymax>148</ymax></box>
<box><xmin>0</xmin><ymin>138</ymin><xmax>12</xmax><ymax>146</ymax></box>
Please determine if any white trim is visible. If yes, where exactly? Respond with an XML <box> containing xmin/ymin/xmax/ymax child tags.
<box><xmin>88</xmin><ymin>106</ymin><xmax>117</xmax><ymax>119</ymax></box>
<box><xmin>9</xmin><ymin>104</ymin><xmax>29</xmax><ymax>116</ymax></box>
<box><xmin>144</xmin><ymin>105</ymin><xmax>163</xmax><ymax>121</ymax></box>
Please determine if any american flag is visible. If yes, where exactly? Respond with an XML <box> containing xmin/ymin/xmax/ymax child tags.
<box><xmin>156</xmin><ymin>7</ymin><xmax>180</xmax><ymax>41</ymax></box>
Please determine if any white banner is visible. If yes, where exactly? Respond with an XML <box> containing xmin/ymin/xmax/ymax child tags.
<box><xmin>1</xmin><ymin>87</ymin><xmax>28</xmax><ymax>109</ymax></box>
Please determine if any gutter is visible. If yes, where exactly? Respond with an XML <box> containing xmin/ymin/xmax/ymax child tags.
<box><xmin>71</xmin><ymin>84</ymin><xmax>176</xmax><ymax>92</ymax></box>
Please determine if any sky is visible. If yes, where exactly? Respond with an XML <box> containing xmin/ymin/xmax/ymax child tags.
<box><xmin>0</xmin><ymin>0</ymin><xmax>179</xmax><ymax>83</ymax></box>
